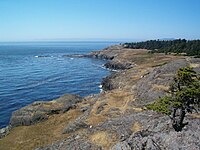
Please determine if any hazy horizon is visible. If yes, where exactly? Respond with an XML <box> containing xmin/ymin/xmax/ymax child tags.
<box><xmin>0</xmin><ymin>0</ymin><xmax>200</xmax><ymax>42</ymax></box>
<box><xmin>0</xmin><ymin>38</ymin><xmax>144</xmax><ymax>43</ymax></box>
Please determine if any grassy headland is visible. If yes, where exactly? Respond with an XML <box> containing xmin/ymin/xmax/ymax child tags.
<box><xmin>0</xmin><ymin>45</ymin><xmax>199</xmax><ymax>150</ymax></box>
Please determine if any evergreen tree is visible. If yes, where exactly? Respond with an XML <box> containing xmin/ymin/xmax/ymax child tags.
<box><xmin>147</xmin><ymin>67</ymin><xmax>200</xmax><ymax>131</ymax></box>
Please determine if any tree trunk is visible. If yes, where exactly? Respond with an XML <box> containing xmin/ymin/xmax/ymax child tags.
<box><xmin>178</xmin><ymin>107</ymin><xmax>186</xmax><ymax>126</ymax></box>
<box><xmin>172</xmin><ymin>107</ymin><xmax>187</xmax><ymax>132</ymax></box>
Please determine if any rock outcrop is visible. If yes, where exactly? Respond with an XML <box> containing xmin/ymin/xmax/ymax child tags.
<box><xmin>10</xmin><ymin>94</ymin><xmax>82</xmax><ymax>128</ymax></box>
<box><xmin>36</xmin><ymin>135</ymin><xmax>101</xmax><ymax>150</ymax></box>
<box><xmin>88</xmin><ymin>45</ymin><xmax>123</xmax><ymax>60</ymax></box>
<box><xmin>104</xmin><ymin>61</ymin><xmax>133</xmax><ymax>70</ymax></box>
<box><xmin>0</xmin><ymin>126</ymin><xmax>10</xmax><ymax>139</ymax></box>
<box><xmin>101</xmin><ymin>72</ymin><xmax>119</xmax><ymax>91</ymax></box>
<box><xmin>132</xmin><ymin>59</ymin><xmax>190</xmax><ymax>106</ymax></box>
<box><xmin>38</xmin><ymin>110</ymin><xmax>200</xmax><ymax>150</ymax></box>
<box><xmin>112</xmin><ymin>111</ymin><xmax>200</xmax><ymax>150</ymax></box>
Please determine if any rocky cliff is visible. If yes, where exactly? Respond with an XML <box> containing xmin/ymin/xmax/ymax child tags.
<box><xmin>0</xmin><ymin>45</ymin><xmax>199</xmax><ymax>150</ymax></box>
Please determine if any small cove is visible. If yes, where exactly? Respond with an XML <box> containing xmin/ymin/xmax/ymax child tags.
<box><xmin>0</xmin><ymin>41</ymin><xmax>118</xmax><ymax>128</ymax></box>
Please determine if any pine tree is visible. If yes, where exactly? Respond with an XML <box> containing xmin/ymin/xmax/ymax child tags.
<box><xmin>147</xmin><ymin>67</ymin><xmax>200</xmax><ymax>131</ymax></box>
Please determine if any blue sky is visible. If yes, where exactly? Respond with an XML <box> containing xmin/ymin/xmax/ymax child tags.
<box><xmin>0</xmin><ymin>0</ymin><xmax>200</xmax><ymax>41</ymax></box>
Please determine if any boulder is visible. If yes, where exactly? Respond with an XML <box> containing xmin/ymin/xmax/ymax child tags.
<box><xmin>0</xmin><ymin>126</ymin><xmax>10</xmax><ymax>139</ymax></box>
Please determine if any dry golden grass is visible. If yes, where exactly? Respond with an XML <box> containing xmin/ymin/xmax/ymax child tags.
<box><xmin>86</xmin><ymin>90</ymin><xmax>134</xmax><ymax>126</ymax></box>
<box><xmin>86</xmin><ymin>89</ymin><xmax>141</xmax><ymax>131</ymax></box>
<box><xmin>131</xmin><ymin>122</ymin><xmax>142</xmax><ymax>133</ymax></box>
<box><xmin>106</xmin><ymin>90</ymin><xmax>132</xmax><ymax>108</ymax></box>
<box><xmin>152</xmin><ymin>84</ymin><xmax>169</xmax><ymax>91</ymax></box>
<box><xmin>190</xmin><ymin>113</ymin><xmax>200</xmax><ymax>119</ymax></box>
<box><xmin>190</xmin><ymin>63</ymin><xmax>200</xmax><ymax>68</ymax></box>
<box><xmin>130</xmin><ymin>52</ymin><xmax>184</xmax><ymax>68</ymax></box>
<box><xmin>90</xmin><ymin>131</ymin><xmax>109</xmax><ymax>147</ymax></box>
<box><xmin>86</xmin><ymin>115</ymin><xmax>108</xmax><ymax>126</ymax></box>
<box><xmin>0</xmin><ymin>109</ymin><xmax>82</xmax><ymax>150</ymax></box>
<box><xmin>90</xmin><ymin>131</ymin><xmax>118</xmax><ymax>149</ymax></box>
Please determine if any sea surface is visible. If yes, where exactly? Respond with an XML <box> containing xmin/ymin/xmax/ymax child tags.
<box><xmin>0</xmin><ymin>41</ymin><xmax>118</xmax><ymax>128</ymax></box>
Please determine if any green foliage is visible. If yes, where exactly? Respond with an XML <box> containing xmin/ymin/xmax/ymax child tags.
<box><xmin>147</xmin><ymin>67</ymin><xmax>200</xmax><ymax>115</ymax></box>
<box><xmin>172</xmin><ymin>67</ymin><xmax>200</xmax><ymax>108</ymax></box>
<box><xmin>123</xmin><ymin>39</ymin><xmax>200</xmax><ymax>56</ymax></box>
<box><xmin>146</xmin><ymin>97</ymin><xmax>172</xmax><ymax>115</ymax></box>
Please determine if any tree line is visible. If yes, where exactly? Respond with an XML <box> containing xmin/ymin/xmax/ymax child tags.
<box><xmin>123</xmin><ymin>39</ymin><xmax>200</xmax><ymax>56</ymax></box>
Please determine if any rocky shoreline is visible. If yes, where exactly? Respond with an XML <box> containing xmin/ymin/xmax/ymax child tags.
<box><xmin>0</xmin><ymin>45</ymin><xmax>200</xmax><ymax>150</ymax></box>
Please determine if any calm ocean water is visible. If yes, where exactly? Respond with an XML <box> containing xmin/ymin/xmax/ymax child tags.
<box><xmin>0</xmin><ymin>41</ymin><xmax>118</xmax><ymax>128</ymax></box>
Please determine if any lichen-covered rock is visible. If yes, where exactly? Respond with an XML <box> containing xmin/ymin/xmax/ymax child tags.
<box><xmin>88</xmin><ymin>110</ymin><xmax>200</xmax><ymax>150</ymax></box>
<box><xmin>10</xmin><ymin>94</ymin><xmax>82</xmax><ymax>128</ymax></box>
<box><xmin>111</xmin><ymin>141</ymin><xmax>131</xmax><ymax>150</ymax></box>
<box><xmin>127</xmin><ymin>122</ymin><xmax>200</xmax><ymax>150</ymax></box>
<box><xmin>104</xmin><ymin>61</ymin><xmax>133</xmax><ymax>70</ymax></box>
<box><xmin>62</xmin><ymin>121</ymin><xmax>89</xmax><ymax>134</ymax></box>
<box><xmin>0</xmin><ymin>126</ymin><xmax>10</xmax><ymax>139</ymax></box>
<box><xmin>132</xmin><ymin>59</ymin><xmax>190</xmax><ymax>106</ymax></box>
<box><xmin>55</xmin><ymin>94</ymin><xmax>82</xmax><ymax>112</ymax></box>
<box><xmin>36</xmin><ymin>135</ymin><xmax>101</xmax><ymax>150</ymax></box>
<box><xmin>101</xmin><ymin>72</ymin><xmax>120</xmax><ymax>91</ymax></box>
